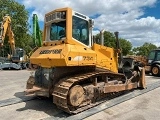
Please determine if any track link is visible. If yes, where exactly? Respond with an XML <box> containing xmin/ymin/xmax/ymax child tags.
<box><xmin>53</xmin><ymin>71</ymin><xmax>126</xmax><ymax>114</ymax></box>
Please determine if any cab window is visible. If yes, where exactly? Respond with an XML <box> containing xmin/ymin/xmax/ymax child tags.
<box><xmin>148</xmin><ymin>51</ymin><xmax>155</xmax><ymax>60</ymax></box>
<box><xmin>50</xmin><ymin>21</ymin><xmax>66</xmax><ymax>40</ymax></box>
<box><xmin>72</xmin><ymin>16</ymin><xmax>89</xmax><ymax>45</ymax></box>
<box><xmin>156</xmin><ymin>51</ymin><xmax>160</xmax><ymax>61</ymax></box>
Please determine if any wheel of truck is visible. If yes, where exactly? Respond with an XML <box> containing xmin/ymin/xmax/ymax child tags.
<box><xmin>151</xmin><ymin>65</ymin><xmax>160</xmax><ymax>76</ymax></box>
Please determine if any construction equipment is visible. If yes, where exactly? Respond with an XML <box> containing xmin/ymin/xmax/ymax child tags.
<box><xmin>145</xmin><ymin>49</ymin><xmax>160</xmax><ymax>76</ymax></box>
<box><xmin>32</xmin><ymin>14</ymin><xmax>42</xmax><ymax>48</ymax></box>
<box><xmin>26</xmin><ymin>7</ymin><xmax>146</xmax><ymax>114</ymax></box>
<box><xmin>124</xmin><ymin>55</ymin><xmax>147</xmax><ymax>67</ymax></box>
<box><xmin>125</xmin><ymin>49</ymin><xmax>160</xmax><ymax>76</ymax></box>
<box><xmin>28</xmin><ymin>14</ymin><xmax>42</xmax><ymax>58</ymax></box>
<box><xmin>0</xmin><ymin>15</ymin><xmax>28</xmax><ymax>70</ymax></box>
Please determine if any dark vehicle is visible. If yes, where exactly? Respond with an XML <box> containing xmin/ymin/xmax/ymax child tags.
<box><xmin>145</xmin><ymin>49</ymin><xmax>160</xmax><ymax>76</ymax></box>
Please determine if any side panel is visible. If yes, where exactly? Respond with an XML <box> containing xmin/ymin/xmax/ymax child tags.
<box><xmin>92</xmin><ymin>43</ymin><xmax>118</xmax><ymax>73</ymax></box>
<box><xmin>30</xmin><ymin>44</ymin><xmax>96</xmax><ymax>67</ymax></box>
<box><xmin>67</xmin><ymin>45</ymin><xmax>96</xmax><ymax>66</ymax></box>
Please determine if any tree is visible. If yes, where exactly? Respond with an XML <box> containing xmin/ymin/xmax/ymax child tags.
<box><xmin>119</xmin><ymin>38</ymin><xmax>132</xmax><ymax>56</ymax></box>
<box><xmin>94</xmin><ymin>31</ymin><xmax>132</xmax><ymax>55</ymax></box>
<box><xmin>132</xmin><ymin>42</ymin><xmax>157</xmax><ymax>56</ymax></box>
<box><xmin>0</xmin><ymin>0</ymin><xmax>31</xmax><ymax>56</ymax></box>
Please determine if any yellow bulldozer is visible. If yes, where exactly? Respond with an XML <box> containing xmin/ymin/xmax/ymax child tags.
<box><xmin>26</xmin><ymin>7</ymin><xmax>146</xmax><ymax>114</ymax></box>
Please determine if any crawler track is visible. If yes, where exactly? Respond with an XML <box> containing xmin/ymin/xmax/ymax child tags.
<box><xmin>45</xmin><ymin>78</ymin><xmax>160</xmax><ymax>120</ymax></box>
<box><xmin>53</xmin><ymin>71</ymin><xmax>129</xmax><ymax>114</ymax></box>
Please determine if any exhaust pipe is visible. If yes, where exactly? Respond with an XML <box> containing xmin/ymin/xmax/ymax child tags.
<box><xmin>100</xmin><ymin>29</ymin><xmax>105</xmax><ymax>45</ymax></box>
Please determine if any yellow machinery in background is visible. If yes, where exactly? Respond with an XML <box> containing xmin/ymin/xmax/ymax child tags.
<box><xmin>0</xmin><ymin>15</ymin><xmax>28</xmax><ymax>70</ymax></box>
<box><xmin>26</xmin><ymin>7</ymin><xmax>145</xmax><ymax>114</ymax></box>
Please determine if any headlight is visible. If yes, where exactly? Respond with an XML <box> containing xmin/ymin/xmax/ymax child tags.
<box><xmin>45</xmin><ymin>11</ymin><xmax>66</xmax><ymax>23</ymax></box>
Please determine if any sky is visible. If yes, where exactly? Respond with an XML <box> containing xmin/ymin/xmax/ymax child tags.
<box><xmin>15</xmin><ymin>0</ymin><xmax>160</xmax><ymax>47</ymax></box>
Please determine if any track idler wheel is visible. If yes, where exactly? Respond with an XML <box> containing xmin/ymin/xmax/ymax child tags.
<box><xmin>68</xmin><ymin>85</ymin><xmax>84</xmax><ymax>107</ymax></box>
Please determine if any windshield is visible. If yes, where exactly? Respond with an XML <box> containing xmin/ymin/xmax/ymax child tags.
<box><xmin>72</xmin><ymin>16</ymin><xmax>89</xmax><ymax>45</ymax></box>
<box><xmin>156</xmin><ymin>51</ymin><xmax>160</xmax><ymax>61</ymax></box>
<box><xmin>148</xmin><ymin>51</ymin><xmax>155</xmax><ymax>60</ymax></box>
<box><xmin>15</xmin><ymin>49</ymin><xmax>24</xmax><ymax>57</ymax></box>
<box><xmin>50</xmin><ymin>21</ymin><xmax>66</xmax><ymax>40</ymax></box>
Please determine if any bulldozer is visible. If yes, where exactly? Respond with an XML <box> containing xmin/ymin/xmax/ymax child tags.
<box><xmin>26</xmin><ymin>7</ymin><xmax>146</xmax><ymax>114</ymax></box>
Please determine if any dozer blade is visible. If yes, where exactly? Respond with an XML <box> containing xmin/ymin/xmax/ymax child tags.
<box><xmin>138</xmin><ymin>67</ymin><xmax>146</xmax><ymax>88</ymax></box>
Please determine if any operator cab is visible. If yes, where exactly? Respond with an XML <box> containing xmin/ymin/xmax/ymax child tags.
<box><xmin>44</xmin><ymin>7</ymin><xmax>94</xmax><ymax>47</ymax></box>
<box><xmin>12</xmin><ymin>48</ymin><xmax>25</xmax><ymax>62</ymax></box>
<box><xmin>147</xmin><ymin>49</ymin><xmax>160</xmax><ymax>64</ymax></box>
